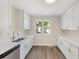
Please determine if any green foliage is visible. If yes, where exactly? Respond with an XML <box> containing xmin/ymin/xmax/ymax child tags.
<box><xmin>36</xmin><ymin>21</ymin><xmax>42</xmax><ymax>27</ymax></box>
<box><xmin>44</xmin><ymin>21</ymin><xmax>49</xmax><ymax>29</ymax></box>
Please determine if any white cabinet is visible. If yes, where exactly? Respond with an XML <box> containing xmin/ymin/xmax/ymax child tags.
<box><xmin>57</xmin><ymin>36</ymin><xmax>79</xmax><ymax>59</ymax></box>
<box><xmin>70</xmin><ymin>44</ymin><xmax>78</xmax><ymax>59</ymax></box>
<box><xmin>61</xmin><ymin>8</ymin><xmax>77</xmax><ymax>30</ymax></box>
<box><xmin>24</xmin><ymin>12</ymin><xmax>30</xmax><ymax>30</ymax></box>
<box><xmin>20</xmin><ymin>41</ymin><xmax>26</xmax><ymax>59</ymax></box>
<box><xmin>20</xmin><ymin>36</ymin><xmax>33</xmax><ymax>59</ymax></box>
<box><xmin>57</xmin><ymin>38</ymin><xmax>70</xmax><ymax>59</ymax></box>
<box><xmin>0</xmin><ymin>0</ymin><xmax>30</xmax><ymax>30</ymax></box>
<box><xmin>0</xmin><ymin>0</ymin><xmax>24</xmax><ymax>31</ymax></box>
<box><xmin>25</xmin><ymin>37</ymin><xmax>33</xmax><ymax>55</ymax></box>
<box><xmin>73</xmin><ymin>2</ymin><xmax>79</xmax><ymax>27</ymax></box>
<box><xmin>0</xmin><ymin>0</ymin><xmax>10</xmax><ymax>30</ymax></box>
<box><xmin>11</xmin><ymin>6</ymin><xmax>24</xmax><ymax>31</ymax></box>
<box><xmin>61</xmin><ymin>2</ymin><xmax>79</xmax><ymax>30</ymax></box>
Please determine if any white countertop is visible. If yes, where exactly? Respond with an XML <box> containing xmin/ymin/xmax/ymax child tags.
<box><xmin>0</xmin><ymin>35</ymin><xmax>34</xmax><ymax>55</ymax></box>
<box><xmin>0</xmin><ymin>41</ymin><xmax>20</xmax><ymax>55</ymax></box>
<box><xmin>59</xmin><ymin>35</ymin><xmax>79</xmax><ymax>47</ymax></box>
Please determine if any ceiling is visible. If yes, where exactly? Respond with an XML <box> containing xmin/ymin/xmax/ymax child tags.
<box><xmin>10</xmin><ymin>0</ymin><xmax>78</xmax><ymax>16</ymax></box>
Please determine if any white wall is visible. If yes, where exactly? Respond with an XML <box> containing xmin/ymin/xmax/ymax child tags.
<box><xmin>30</xmin><ymin>16</ymin><xmax>61</xmax><ymax>46</ymax></box>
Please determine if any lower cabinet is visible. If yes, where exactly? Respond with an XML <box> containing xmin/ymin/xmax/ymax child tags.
<box><xmin>57</xmin><ymin>37</ymin><xmax>79</xmax><ymax>59</ymax></box>
<box><xmin>20</xmin><ymin>42</ymin><xmax>26</xmax><ymax>59</ymax></box>
<box><xmin>70</xmin><ymin>44</ymin><xmax>78</xmax><ymax>59</ymax></box>
<box><xmin>25</xmin><ymin>38</ymin><xmax>33</xmax><ymax>56</ymax></box>
<box><xmin>20</xmin><ymin>37</ymin><xmax>33</xmax><ymax>59</ymax></box>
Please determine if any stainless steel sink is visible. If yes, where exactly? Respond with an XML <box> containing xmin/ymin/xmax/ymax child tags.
<box><xmin>12</xmin><ymin>38</ymin><xmax>25</xmax><ymax>42</ymax></box>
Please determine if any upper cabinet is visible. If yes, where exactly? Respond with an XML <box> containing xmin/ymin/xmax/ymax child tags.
<box><xmin>10</xmin><ymin>5</ymin><xmax>30</xmax><ymax>31</ymax></box>
<box><xmin>61</xmin><ymin>2</ymin><xmax>79</xmax><ymax>30</ymax></box>
<box><xmin>73</xmin><ymin>2</ymin><xmax>79</xmax><ymax>27</ymax></box>
<box><xmin>0</xmin><ymin>0</ymin><xmax>10</xmax><ymax>30</ymax></box>
<box><xmin>11</xmin><ymin>8</ymin><xmax>30</xmax><ymax>31</ymax></box>
<box><xmin>24</xmin><ymin>12</ymin><xmax>30</xmax><ymax>30</ymax></box>
<box><xmin>0</xmin><ymin>0</ymin><xmax>30</xmax><ymax>31</ymax></box>
<box><xmin>61</xmin><ymin>8</ymin><xmax>77</xmax><ymax>30</ymax></box>
<box><xmin>11</xmin><ymin>6</ymin><xmax>24</xmax><ymax>31</ymax></box>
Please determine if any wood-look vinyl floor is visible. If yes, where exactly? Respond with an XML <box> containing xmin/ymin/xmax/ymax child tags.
<box><xmin>25</xmin><ymin>46</ymin><xmax>66</xmax><ymax>59</ymax></box>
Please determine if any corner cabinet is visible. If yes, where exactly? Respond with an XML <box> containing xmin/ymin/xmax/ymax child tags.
<box><xmin>24</xmin><ymin>12</ymin><xmax>30</xmax><ymax>30</ymax></box>
<box><xmin>57</xmin><ymin>36</ymin><xmax>79</xmax><ymax>59</ymax></box>
<box><xmin>61</xmin><ymin>8</ymin><xmax>77</xmax><ymax>30</ymax></box>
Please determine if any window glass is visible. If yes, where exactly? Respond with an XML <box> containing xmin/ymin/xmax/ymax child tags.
<box><xmin>43</xmin><ymin>20</ymin><xmax>51</xmax><ymax>34</ymax></box>
<box><xmin>36</xmin><ymin>19</ymin><xmax>51</xmax><ymax>34</ymax></box>
<box><xmin>36</xmin><ymin>21</ymin><xmax>42</xmax><ymax>33</ymax></box>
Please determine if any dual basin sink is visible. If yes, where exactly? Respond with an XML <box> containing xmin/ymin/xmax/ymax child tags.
<box><xmin>12</xmin><ymin>38</ymin><xmax>25</xmax><ymax>42</ymax></box>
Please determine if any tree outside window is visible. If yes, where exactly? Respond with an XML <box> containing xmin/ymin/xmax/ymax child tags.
<box><xmin>36</xmin><ymin>19</ymin><xmax>51</xmax><ymax>34</ymax></box>
<box><xmin>43</xmin><ymin>20</ymin><xmax>50</xmax><ymax>34</ymax></box>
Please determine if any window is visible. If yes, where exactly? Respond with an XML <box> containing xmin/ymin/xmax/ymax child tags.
<box><xmin>36</xmin><ymin>20</ymin><xmax>42</xmax><ymax>33</ymax></box>
<box><xmin>36</xmin><ymin>19</ymin><xmax>51</xmax><ymax>34</ymax></box>
<box><xmin>43</xmin><ymin>20</ymin><xmax>51</xmax><ymax>33</ymax></box>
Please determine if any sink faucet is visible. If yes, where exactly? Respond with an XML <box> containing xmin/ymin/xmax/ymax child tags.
<box><xmin>12</xmin><ymin>32</ymin><xmax>19</xmax><ymax>41</ymax></box>
<box><xmin>12</xmin><ymin>32</ymin><xmax>16</xmax><ymax>41</ymax></box>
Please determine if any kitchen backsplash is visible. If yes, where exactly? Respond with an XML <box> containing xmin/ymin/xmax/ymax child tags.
<box><xmin>0</xmin><ymin>30</ymin><xmax>12</xmax><ymax>43</ymax></box>
<box><xmin>62</xmin><ymin>30</ymin><xmax>79</xmax><ymax>37</ymax></box>
<box><xmin>0</xmin><ymin>30</ymin><xmax>25</xmax><ymax>43</ymax></box>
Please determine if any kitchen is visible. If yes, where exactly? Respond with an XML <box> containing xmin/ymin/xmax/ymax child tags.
<box><xmin>0</xmin><ymin>0</ymin><xmax>79</xmax><ymax>59</ymax></box>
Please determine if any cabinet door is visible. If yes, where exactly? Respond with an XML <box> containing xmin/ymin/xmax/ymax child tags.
<box><xmin>0</xmin><ymin>0</ymin><xmax>9</xmax><ymax>30</ymax></box>
<box><xmin>61</xmin><ymin>40</ymin><xmax>71</xmax><ymax>59</ymax></box>
<box><xmin>65</xmin><ymin>8</ymin><xmax>73</xmax><ymax>28</ymax></box>
<box><xmin>70</xmin><ymin>45</ymin><xmax>78</xmax><ymax>59</ymax></box>
<box><xmin>58</xmin><ymin>37</ymin><xmax>79</xmax><ymax>59</ymax></box>
<box><xmin>73</xmin><ymin>2</ymin><xmax>79</xmax><ymax>27</ymax></box>
<box><xmin>61</xmin><ymin>14</ymin><xmax>68</xmax><ymax>29</ymax></box>
<box><xmin>61</xmin><ymin>8</ymin><xmax>77</xmax><ymax>30</ymax></box>
<box><xmin>20</xmin><ymin>42</ymin><xmax>26</xmax><ymax>59</ymax></box>
<box><xmin>62</xmin><ymin>40</ymin><xmax>79</xmax><ymax>59</ymax></box>
<box><xmin>11</xmin><ymin>6</ymin><xmax>24</xmax><ymax>31</ymax></box>
<box><xmin>25</xmin><ymin>38</ymin><xmax>33</xmax><ymax>55</ymax></box>
<box><xmin>24</xmin><ymin>12</ymin><xmax>30</xmax><ymax>30</ymax></box>
<box><xmin>61</xmin><ymin>8</ymin><xmax>72</xmax><ymax>30</ymax></box>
